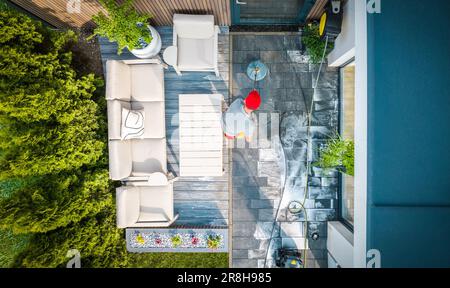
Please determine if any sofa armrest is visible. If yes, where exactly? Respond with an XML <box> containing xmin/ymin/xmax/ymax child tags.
<box><xmin>109</xmin><ymin>140</ymin><xmax>132</xmax><ymax>180</ymax></box>
<box><xmin>116</xmin><ymin>187</ymin><xmax>140</xmax><ymax>228</ymax></box>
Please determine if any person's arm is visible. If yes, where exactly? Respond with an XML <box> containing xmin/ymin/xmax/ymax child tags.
<box><xmin>245</xmin><ymin>136</ymin><xmax>252</xmax><ymax>142</ymax></box>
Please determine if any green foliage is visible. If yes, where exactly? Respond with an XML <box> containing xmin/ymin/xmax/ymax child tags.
<box><xmin>315</xmin><ymin>135</ymin><xmax>354</xmax><ymax>176</ymax></box>
<box><xmin>13</xmin><ymin>209</ymin><xmax>129</xmax><ymax>268</ymax></box>
<box><xmin>0</xmin><ymin>10</ymin><xmax>105</xmax><ymax>179</ymax></box>
<box><xmin>0</xmin><ymin>170</ymin><xmax>112</xmax><ymax>234</ymax></box>
<box><xmin>0</xmin><ymin>0</ymin><xmax>11</xmax><ymax>11</ymax></box>
<box><xmin>171</xmin><ymin>235</ymin><xmax>182</xmax><ymax>247</ymax></box>
<box><xmin>0</xmin><ymin>9</ymin><xmax>116</xmax><ymax>266</ymax></box>
<box><xmin>302</xmin><ymin>22</ymin><xmax>334</xmax><ymax>64</ymax></box>
<box><xmin>0</xmin><ymin>178</ymin><xmax>25</xmax><ymax>199</ymax></box>
<box><xmin>207</xmin><ymin>235</ymin><xmax>221</xmax><ymax>249</ymax></box>
<box><xmin>0</xmin><ymin>229</ymin><xmax>30</xmax><ymax>267</ymax></box>
<box><xmin>91</xmin><ymin>0</ymin><xmax>152</xmax><ymax>54</ymax></box>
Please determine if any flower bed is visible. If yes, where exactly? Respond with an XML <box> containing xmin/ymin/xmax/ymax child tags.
<box><xmin>126</xmin><ymin>228</ymin><xmax>228</xmax><ymax>253</ymax></box>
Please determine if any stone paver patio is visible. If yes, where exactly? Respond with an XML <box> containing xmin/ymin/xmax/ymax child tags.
<box><xmin>230</xmin><ymin>33</ymin><xmax>339</xmax><ymax>268</ymax></box>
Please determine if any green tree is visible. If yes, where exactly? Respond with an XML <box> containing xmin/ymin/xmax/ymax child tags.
<box><xmin>0</xmin><ymin>10</ymin><xmax>105</xmax><ymax>178</ymax></box>
<box><xmin>0</xmin><ymin>170</ymin><xmax>112</xmax><ymax>234</ymax></box>
<box><xmin>14</xmin><ymin>209</ymin><xmax>129</xmax><ymax>268</ymax></box>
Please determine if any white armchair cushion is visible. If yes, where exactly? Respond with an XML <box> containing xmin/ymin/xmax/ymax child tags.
<box><xmin>177</xmin><ymin>37</ymin><xmax>215</xmax><ymax>69</ymax></box>
<box><xmin>109</xmin><ymin>140</ymin><xmax>133</xmax><ymax>180</ymax></box>
<box><xmin>106</xmin><ymin>60</ymin><xmax>131</xmax><ymax>101</ymax></box>
<box><xmin>107</xmin><ymin>100</ymin><xmax>131</xmax><ymax>140</ymax></box>
<box><xmin>173</xmin><ymin>14</ymin><xmax>215</xmax><ymax>39</ymax></box>
<box><xmin>131</xmin><ymin>138</ymin><xmax>167</xmax><ymax>175</ymax></box>
<box><xmin>116</xmin><ymin>187</ymin><xmax>140</xmax><ymax>228</ymax></box>
<box><xmin>130</xmin><ymin>64</ymin><xmax>164</xmax><ymax>102</ymax></box>
<box><xmin>138</xmin><ymin>185</ymin><xmax>173</xmax><ymax>222</ymax></box>
<box><xmin>131</xmin><ymin>101</ymin><xmax>165</xmax><ymax>139</ymax></box>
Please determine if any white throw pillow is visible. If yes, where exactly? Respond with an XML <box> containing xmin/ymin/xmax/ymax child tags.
<box><xmin>121</xmin><ymin>107</ymin><xmax>145</xmax><ymax>140</ymax></box>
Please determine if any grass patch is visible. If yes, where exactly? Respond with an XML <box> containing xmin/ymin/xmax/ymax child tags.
<box><xmin>129</xmin><ymin>253</ymin><xmax>229</xmax><ymax>268</ymax></box>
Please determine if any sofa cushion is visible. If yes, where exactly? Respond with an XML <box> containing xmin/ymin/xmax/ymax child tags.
<box><xmin>130</xmin><ymin>64</ymin><xmax>164</xmax><ymax>102</ymax></box>
<box><xmin>107</xmin><ymin>100</ymin><xmax>131</xmax><ymax>140</ymax></box>
<box><xmin>177</xmin><ymin>37</ymin><xmax>215</xmax><ymax>69</ymax></box>
<box><xmin>106</xmin><ymin>60</ymin><xmax>131</xmax><ymax>101</ymax></box>
<box><xmin>131</xmin><ymin>101</ymin><xmax>165</xmax><ymax>139</ymax></box>
<box><xmin>109</xmin><ymin>140</ymin><xmax>132</xmax><ymax>180</ymax></box>
<box><xmin>116</xmin><ymin>187</ymin><xmax>140</xmax><ymax>228</ymax></box>
<box><xmin>131</xmin><ymin>138</ymin><xmax>167</xmax><ymax>175</ymax></box>
<box><xmin>173</xmin><ymin>14</ymin><xmax>215</xmax><ymax>39</ymax></box>
<box><xmin>138</xmin><ymin>185</ymin><xmax>172</xmax><ymax>222</ymax></box>
<box><xmin>121</xmin><ymin>107</ymin><xmax>145</xmax><ymax>140</ymax></box>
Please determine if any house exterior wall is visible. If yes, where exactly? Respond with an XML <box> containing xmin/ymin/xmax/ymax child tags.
<box><xmin>9</xmin><ymin>0</ymin><xmax>231</xmax><ymax>29</ymax></box>
<box><xmin>327</xmin><ymin>0</ymin><xmax>355</xmax><ymax>67</ymax></box>
<box><xmin>366</xmin><ymin>0</ymin><xmax>450</xmax><ymax>267</ymax></box>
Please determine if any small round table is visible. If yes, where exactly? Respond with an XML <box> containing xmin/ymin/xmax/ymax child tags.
<box><xmin>163</xmin><ymin>46</ymin><xmax>178</xmax><ymax>67</ymax></box>
<box><xmin>246</xmin><ymin>60</ymin><xmax>269</xmax><ymax>82</ymax></box>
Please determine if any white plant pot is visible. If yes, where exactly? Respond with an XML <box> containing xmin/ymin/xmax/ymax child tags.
<box><xmin>130</xmin><ymin>26</ymin><xmax>162</xmax><ymax>59</ymax></box>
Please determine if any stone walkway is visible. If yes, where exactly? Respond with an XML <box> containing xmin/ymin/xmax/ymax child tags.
<box><xmin>230</xmin><ymin>33</ymin><xmax>339</xmax><ymax>268</ymax></box>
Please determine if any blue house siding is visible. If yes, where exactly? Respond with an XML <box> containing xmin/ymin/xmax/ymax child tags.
<box><xmin>367</xmin><ymin>0</ymin><xmax>450</xmax><ymax>267</ymax></box>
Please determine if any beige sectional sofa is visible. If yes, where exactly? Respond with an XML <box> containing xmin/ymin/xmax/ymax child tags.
<box><xmin>105</xmin><ymin>59</ymin><xmax>178</xmax><ymax>228</ymax></box>
<box><xmin>106</xmin><ymin>59</ymin><xmax>167</xmax><ymax>181</ymax></box>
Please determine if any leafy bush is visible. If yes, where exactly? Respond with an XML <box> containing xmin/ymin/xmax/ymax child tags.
<box><xmin>0</xmin><ymin>9</ymin><xmax>116</xmax><ymax>266</ymax></box>
<box><xmin>0</xmin><ymin>10</ymin><xmax>105</xmax><ymax>179</ymax></box>
<box><xmin>302</xmin><ymin>22</ymin><xmax>334</xmax><ymax>64</ymax></box>
<box><xmin>13</xmin><ymin>209</ymin><xmax>129</xmax><ymax>268</ymax></box>
<box><xmin>91</xmin><ymin>0</ymin><xmax>152</xmax><ymax>54</ymax></box>
<box><xmin>315</xmin><ymin>135</ymin><xmax>354</xmax><ymax>176</ymax></box>
<box><xmin>0</xmin><ymin>170</ymin><xmax>112</xmax><ymax>234</ymax></box>
<box><xmin>0</xmin><ymin>229</ymin><xmax>30</xmax><ymax>267</ymax></box>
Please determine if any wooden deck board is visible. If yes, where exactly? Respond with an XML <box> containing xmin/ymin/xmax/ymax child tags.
<box><xmin>99</xmin><ymin>26</ymin><xmax>230</xmax><ymax>226</ymax></box>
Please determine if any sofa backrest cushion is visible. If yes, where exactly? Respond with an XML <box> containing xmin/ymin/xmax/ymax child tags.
<box><xmin>130</xmin><ymin>64</ymin><xmax>164</xmax><ymax>102</ymax></box>
<box><xmin>174</xmin><ymin>14</ymin><xmax>215</xmax><ymax>40</ymax></box>
<box><xmin>109</xmin><ymin>140</ymin><xmax>132</xmax><ymax>180</ymax></box>
<box><xmin>106</xmin><ymin>60</ymin><xmax>131</xmax><ymax>101</ymax></box>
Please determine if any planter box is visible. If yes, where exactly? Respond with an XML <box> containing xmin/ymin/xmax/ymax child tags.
<box><xmin>126</xmin><ymin>228</ymin><xmax>228</xmax><ymax>253</ymax></box>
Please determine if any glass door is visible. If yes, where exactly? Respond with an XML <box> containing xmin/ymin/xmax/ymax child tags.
<box><xmin>231</xmin><ymin>0</ymin><xmax>316</xmax><ymax>25</ymax></box>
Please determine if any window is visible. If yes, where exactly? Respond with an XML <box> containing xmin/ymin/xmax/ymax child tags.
<box><xmin>340</xmin><ymin>61</ymin><xmax>355</xmax><ymax>227</ymax></box>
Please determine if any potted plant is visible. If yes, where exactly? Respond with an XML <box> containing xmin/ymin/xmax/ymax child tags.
<box><xmin>90</xmin><ymin>0</ymin><xmax>161</xmax><ymax>58</ymax></box>
<box><xmin>314</xmin><ymin>134</ymin><xmax>354</xmax><ymax>176</ymax></box>
<box><xmin>301</xmin><ymin>22</ymin><xmax>334</xmax><ymax>64</ymax></box>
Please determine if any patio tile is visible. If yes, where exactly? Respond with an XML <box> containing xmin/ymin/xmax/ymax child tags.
<box><xmin>233</xmin><ymin>51</ymin><xmax>261</xmax><ymax>64</ymax></box>
<box><xmin>231</xmin><ymin>33</ymin><xmax>338</xmax><ymax>268</ymax></box>
<box><xmin>257</xmin><ymin>35</ymin><xmax>286</xmax><ymax>51</ymax></box>
<box><xmin>260</xmin><ymin>50</ymin><xmax>287</xmax><ymax>63</ymax></box>
<box><xmin>232</xmin><ymin>259</ymin><xmax>258</xmax><ymax>268</ymax></box>
<box><xmin>232</xmin><ymin>237</ymin><xmax>261</xmax><ymax>250</ymax></box>
<box><xmin>232</xmin><ymin>250</ymin><xmax>249</xmax><ymax>259</ymax></box>
<box><xmin>233</xmin><ymin>222</ymin><xmax>257</xmax><ymax>237</ymax></box>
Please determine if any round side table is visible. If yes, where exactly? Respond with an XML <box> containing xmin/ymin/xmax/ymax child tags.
<box><xmin>163</xmin><ymin>46</ymin><xmax>178</xmax><ymax>67</ymax></box>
